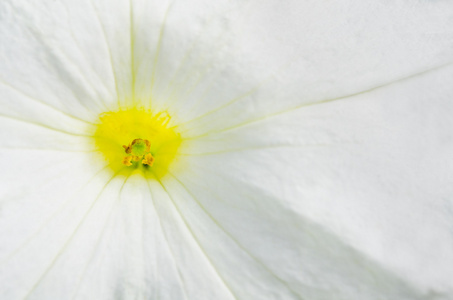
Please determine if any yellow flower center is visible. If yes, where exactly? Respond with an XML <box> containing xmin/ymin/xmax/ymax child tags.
<box><xmin>93</xmin><ymin>107</ymin><xmax>182</xmax><ymax>179</ymax></box>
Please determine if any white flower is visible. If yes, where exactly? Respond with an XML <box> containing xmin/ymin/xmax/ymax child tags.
<box><xmin>1</xmin><ymin>0</ymin><xmax>453</xmax><ymax>299</ymax></box>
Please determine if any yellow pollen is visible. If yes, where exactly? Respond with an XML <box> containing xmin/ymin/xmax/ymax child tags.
<box><xmin>122</xmin><ymin>144</ymin><xmax>132</xmax><ymax>154</ymax></box>
<box><xmin>142</xmin><ymin>153</ymin><xmax>155</xmax><ymax>166</ymax></box>
<box><xmin>122</xmin><ymin>156</ymin><xmax>133</xmax><ymax>166</ymax></box>
<box><xmin>93</xmin><ymin>107</ymin><xmax>182</xmax><ymax>178</ymax></box>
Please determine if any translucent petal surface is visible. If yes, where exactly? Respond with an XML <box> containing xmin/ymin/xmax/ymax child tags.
<box><xmin>183</xmin><ymin>65</ymin><xmax>453</xmax><ymax>298</ymax></box>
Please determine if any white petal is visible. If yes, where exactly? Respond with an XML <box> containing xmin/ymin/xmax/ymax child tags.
<box><xmin>0</xmin><ymin>82</ymin><xmax>95</xmax><ymax>137</ymax></box>
<box><xmin>0</xmin><ymin>151</ymin><xmax>111</xmax><ymax>298</ymax></box>
<box><xmin>0</xmin><ymin>0</ymin><xmax>121</xmax><ymax>118</ymax></box>
<box><xmin>167</xmin><ymin>169</ymin><xmax>424</xmax><ymax>299</ymax></box>
<box><xmin>175</xmin><ymin>0</ymin><xmax>453</xmax><ymax>136</ymax></box>
<box><xmin>130</xmin><ymin>0</ymin><xmax>249</xmax><ymax>114</ymax></box>
<box><xmin>72</xmin><ymin>175</ymin><xmax>235</xmax><ymax>300</ymax></box>
<box><xmin>64</xmin><ymin>175</ymin><xmax>186</xmax><ymax>300</ymax></box>
<box><xmin>181</xmin><ymin>64</ymin><xmax>453</xmax><ymax>298</ymax></box>
<box><xmin>0</xmin><ymin>105</ymin><xmax>107</xmax><ymax>298</ymax></box>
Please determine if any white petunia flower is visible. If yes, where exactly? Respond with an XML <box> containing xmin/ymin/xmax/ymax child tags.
<box><xmin>1</xmin><ymin>0</ymin><xmax>453</xmax><ymax>299</ymax></box>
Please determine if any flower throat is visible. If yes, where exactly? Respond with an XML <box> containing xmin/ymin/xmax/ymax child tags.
<box><xmin>93</xmin><ymin>108</ymin><xmax>182</xmax><ymax>179</ymax></box>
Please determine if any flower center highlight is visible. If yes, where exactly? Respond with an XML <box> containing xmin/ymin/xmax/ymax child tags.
<box><xmin>93</xmin><ymin>108</ymin><xmax>182</xmax><ymax>179</ymax></box>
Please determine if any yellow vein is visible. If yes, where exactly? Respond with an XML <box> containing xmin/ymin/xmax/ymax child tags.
<box><xmin>22</xmin><ymin>169</ymin><xmax>123</xmax><ymax>299</ymax></box>
<box><xmin>0</xmin><ymin>163</ymin><xmax>110</xmax><ymax>268</ymax></box>
<box><xmin>61</xmin><ymin>3</ymin><xmax>114</xmax><ymax>109</ymax></box>
<box><xmin>70</xmin><ymin>173</ymin><xmax>131</xmax><ymax>300</ymax></box>
<box><xmin>168</xmin><ymin>171</ymin><xmax>304</xmax><ymax>300</ymax></box>
<box><xmin>162</xmin><ymin>0</ymin><xmax>255</xmax><ymax>110</ymax></box>
<box><xmin>149</xmin><ymin>1</ymin><xmax>175</xmax><ymax>97</ymax></box>
<box><xmin>7</xmin><ymin>3</ymin><xmax>106</xmax><ymax>114</ymax></box>
<box><xmin>186</xmin><ymin>61</ymin><xmax>453</xmax><ymax>140</ymax></box>
<box><xmin>146</xmin><ymin>180</ymin><xmax>190</xmax><ymax>300</ymax></box>
<box><xmin>0</xmin><ymin>113</ymin><xmax>92</xmax><ymax>137</ymax></box>
<box><xmin>176</xmin><ymin>60</ymin><xmax>291</xmax><ymax>129</ymax></box>
<box><xmin>176</xmin><ymin>143</ymin><xmax>344</xmax><ymax>156</ymax></box>
<box><xmin>88</xmin><ymin>0</ymin><xmax>121</xmax><ymax>107</ymax></box>
<box><xmin>155</xmin><ymin>177</ymin><xmax>239</xmax><ymax>300</ymax></box>
<box><xmin>0</xmin><ymin>78</ymin><xmax>94</xmax><ymax>125</ymax></box>
<box><xmin>130</xmin><ymin>0</ymin><xmax>136</xmax><ymax>100</ymax></box>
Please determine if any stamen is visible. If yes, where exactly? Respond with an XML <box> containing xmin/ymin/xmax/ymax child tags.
<box><xmin>122</xmin><ymin>144</ymin><xmax>132</xmax><ymax>154</ymax></box>
<box><xmin>142</xmin><ymin>153</ymin><xmax>155</xmax><ymax>166</ymax></box>
<box><xmin>123</xmin><ymin>156</ymin><xmax>133</xmax><ymax>166</ymax></box>
<box><xmin>122</xmin><ymin>138</ymin><xmax>155</xmax><ymax>167</ymax></box>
